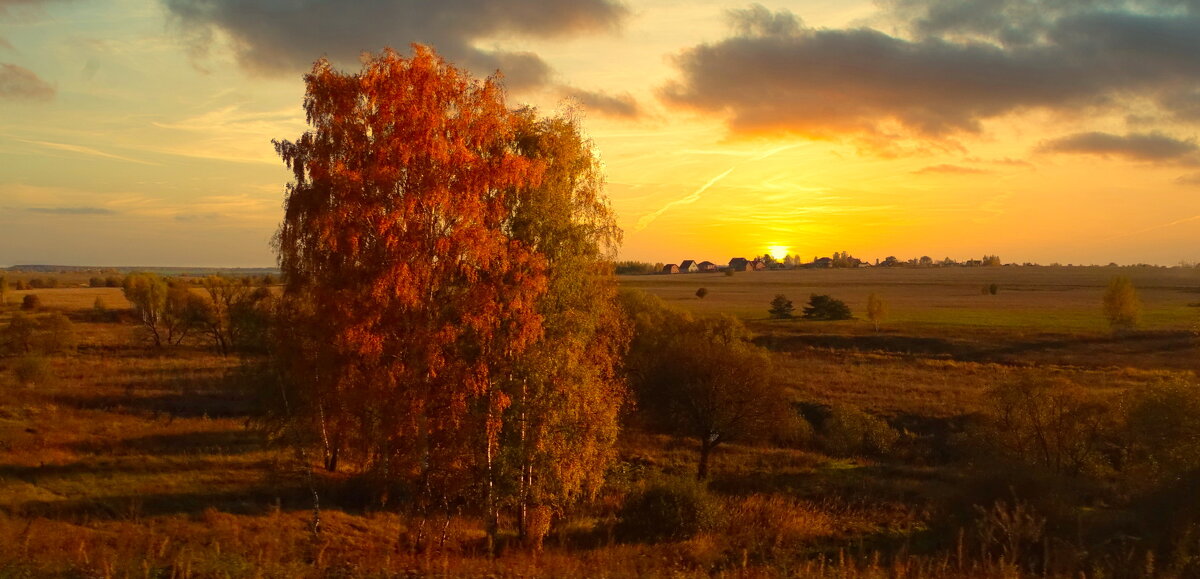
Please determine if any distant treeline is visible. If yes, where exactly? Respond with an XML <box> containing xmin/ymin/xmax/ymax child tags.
<box><xmin>5</xmin><ymin>265</ymin><xmax>280</xmax><ymax>275</ymax></box>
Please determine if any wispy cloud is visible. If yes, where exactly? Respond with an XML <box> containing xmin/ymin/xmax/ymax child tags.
<box><xmin>1106</xmin><ymin>213</ymin><xmax>1200</xmax><ymax>241</ymax></box>
<box><xmin>19</xmin><ymin>138</ymin><xmax>158</xmax><ymax>165</ymax></box>
<box><xmin>26</xmin><ymin>206</ymin><xmax>115</xmax><ymax>215</ymax></box>
<box><xmin>913</xmin><ymin>164</ymin><xmax>992</xmax><ymax>175</ymax></box>
<box><xmin>0</xmin><ymin>62</ymin><xmax>53</xmax><ymax>101</ymax></box>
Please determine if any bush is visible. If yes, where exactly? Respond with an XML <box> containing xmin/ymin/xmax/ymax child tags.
<box><xmin>768</xmin><ymin>294</ymin><xmax>794</xmax><ymax>319</ymax></box>
<box><xmin>617</xmin><ymin>477</ymin><xmax>721</xmax><ymax>542</ymax></box>
<box><xmin>801</xmin><ymin>294</ymin><xmax>852</xmax><ymax>321</ymax></box>
<box><xmin>20</xmin><ymin>294</ymin><xmax>41</xmax><ymax>311</ymax></box>
<box><xmin>13</xmin><ymin>355</ymin><xmax>51</xmax><ymax>387</ymax></box>
<box><xmin>819</xmin><ymin>405</ymin><xmax>899</xmax><ymax>457</ymax></box>
<box><xmin>724</xmin><ymin>269</ymin><xmax>734</xmax><ymax>277</ymax></box>
<box><xmin>1124</xmin><ymin>382</ymin><xmax>1200</xmax><ymax>486</ymax></box>
<box><xmin>695</xmin><ymin>287</ymin><xmax>708</xmax><ymax>299</ymax></box>
<box><xmin>773</xmin><ymin>405</ymin><xmax>817</xmax><ymax>448</ymax></box>
<box><xmin>37</xmin><ymin>312</ymin><xmax>76</xmax><ymax>353</ymax></box>
<box><xmin>1104</xmin><ymin>275</ymin><xmax>1141</xmax><ymax>330</ymax></box>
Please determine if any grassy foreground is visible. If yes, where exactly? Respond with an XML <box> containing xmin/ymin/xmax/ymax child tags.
<box><xmin>1</xmin><ymin>266</ymin><xmax>1198</xmax><ymax>577</ymax></box>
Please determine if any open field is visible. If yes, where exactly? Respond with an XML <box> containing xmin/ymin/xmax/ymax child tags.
<box><xmin>1</xmin><ymin>268</ymin><xmax>1198</xmax><ymax>577</ymax></box>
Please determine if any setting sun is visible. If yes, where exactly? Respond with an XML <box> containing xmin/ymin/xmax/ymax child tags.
<box><xmin>767</xmin><ymin>245</ymin><xmax>791</xmax><ymax>260</ymax></box>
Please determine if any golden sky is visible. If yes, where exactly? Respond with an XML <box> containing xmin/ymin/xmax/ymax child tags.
<box><xmin>2</xmin><ymin>0</ymin><xmax>1200</xmax><ymax>266</ymax></box>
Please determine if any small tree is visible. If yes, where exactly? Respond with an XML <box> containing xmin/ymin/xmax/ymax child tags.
<box><xmin>1103</xmin><ymin>275</ymin><xmax>1141</xmax><ymax>331</ymax></box>
<box><xmin>20</xmin><ymin>294</ymin><xmax>41</xmax><ymax>311</ymax></box>
<box><xmin>768</xmin><ymin>294</ymin><xmax>794</xmax><ymax>319</ymax></box>
<box><xmin>802</xmin><ymin>294</ymin><xmax>852</xmax><ymax>320</ymax></box>
<box><xmin>695</xmin><ymin>287</ymin><xmax>708</xmax><ymax>300</ymax></box>
<box><xmin>866</xmin><ymin>293</ymin><xmax>887</xmax><ymax>331</ymax></box>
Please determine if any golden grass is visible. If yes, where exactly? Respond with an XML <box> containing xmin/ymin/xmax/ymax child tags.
<box><xmin>0</xmin><ymin>268</ymin><xmax>1192</xmax><ymax>577</ymax></box>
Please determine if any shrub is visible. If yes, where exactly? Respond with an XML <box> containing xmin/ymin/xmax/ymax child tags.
<box><xmin>866</xmin><ymin>292</ymin><xmax>887</xmax><ymax>331</ymax></box>
<box><xmin>988</xmin><ymin>283</ymin><xmax>999</xmax><ymax>295</ymax></box>
<box><xmin>617</xmin><ymin>477</ymin><xmax>721</xmax><ymax>542</ymax></box>
<box><xmin>1103</xmin><ymin>275</ymin><xmax>1141</xmax><ymax>330</ymax></box>
<box><xmin>819</xmin><ymin>405</ymin><xmax>899</xmax><ymax>457</ymax></box>
<box><xmin>982</xmin><ymin>378</ymin><xmax>1116</xmax><ymax>476</ymax></box>
<box><xmin>13</xmin><ymin>355</ymin><xmax>51</xmax><ymax>387</ymax></box>
<box><xmin>1124</xmin><ymin>382</ymin><xmax>1200</xmax><ymax>485</ymax></box>
<box><xmin>724</xmin><ymin>269</ymin><xmax>734</xmax><ymax>277</ymax></box>
<box><xmin>801</xmin><ymin>294</ymin><xmax>852</xmax><ymax>321</ymax></box>
<box><xmin>20</xmin><ymin>294</ymin><xmax>41</xmax><ymax>311</ymax></box>
<box><xmin>37</xmin><ymin>312</ymin><xmax>76</xmax><ymax>353</ymax></box>
<box><xmin>695</xmin><ymin>287</ymin><xmax>708</xmax><ymax>299</ymax></box>
<box><xmin>723</xmin><ymin>495</ymin><xmax>835</xmax><ymax>559</ymax></box>
<box><xmin>773</xmin><ymin>405</ymin><xmax>817</xmax><ymax>448</ymax></box>
<box><xmin>768</xmin><ymin>294</ymin><xmax>794</xmax><ymax>319</ymax></box>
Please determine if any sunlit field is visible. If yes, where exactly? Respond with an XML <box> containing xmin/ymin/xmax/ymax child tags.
<box><xmin>1</xmin><ymin>266</ymin><xmax>1198</xmax><ymax>577</ymax></box>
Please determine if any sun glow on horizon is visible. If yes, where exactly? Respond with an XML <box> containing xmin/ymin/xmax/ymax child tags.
<box><xmin>767</xmin><ymin>245</ymin><xmax>791</xmax><ymax>260</ymax></box>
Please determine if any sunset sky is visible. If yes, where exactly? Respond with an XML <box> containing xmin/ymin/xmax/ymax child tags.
<box><xmin>3</xmin><ymin>0</ymin><xmax>1200</xmax><ymax>267</ymax></box>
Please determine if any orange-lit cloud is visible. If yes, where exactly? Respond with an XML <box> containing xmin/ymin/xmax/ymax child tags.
<box><xmin>660</xmin><ymin>3</ymin><xmax>1200</xmax><ymax>150</ymax></box>
<box><xmin>0</xmin><ymin>62</ymin><xmax>53</xmax><ymax>100</ymax></box>
<box><xmin>162</xmin><ymin>0</ymin><xmax>627</xmax><ymax>89</ymax></box>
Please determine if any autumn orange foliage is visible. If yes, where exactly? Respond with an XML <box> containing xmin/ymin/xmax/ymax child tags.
<box><xmin>271</xmin><ymin>46</ymin><xmax>627</xmax><ymax>545</ymax></box>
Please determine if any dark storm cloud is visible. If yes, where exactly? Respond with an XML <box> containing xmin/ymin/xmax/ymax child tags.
<box><xmin>1039</xmin><ymin>132</ymin><xmax>1199</xmax><ymax>162</ymax></box>
<box><xmin>562</xmin><ymin>87</ymin><xmax>640</xmax><ymax>118</ymax></box>
<box><xmin>0</xmin><ymin>63</ymin><xmax>53</xmax><ymax>100</ymax></box>
<box><xmin>26</xmin><ymin>206</ymin><xmax>114</xmax><ymax>215</ymax></box>
<box><xmin>661</xmin><ymin>2</ymin><xmax>1200</xmax><ymax>146</ymax></box>
<box><xmin>162</xmin><ymin>0</ymin><xmax>627</xmax><ymax>90</ymax></box>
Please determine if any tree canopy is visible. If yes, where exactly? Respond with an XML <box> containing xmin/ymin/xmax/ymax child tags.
<box><xmin>271</xmin><ymin>46</ymin><xmax>626</xmax><ymax>546</ymax></box>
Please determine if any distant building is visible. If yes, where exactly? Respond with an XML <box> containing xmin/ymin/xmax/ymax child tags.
<box><xmin>698</xmin><ymin>261</ymin><xmax>717</xmax><ymax>272</ymax></box>
<box><xmin>679</xmin><ymin>260</ymin><xmax>699</xmax><ymax>273</ymax></box>
<box><xmin>751</xmin><ymin>258</ymin><xmax>767</xmax><ymax>270</ymax></box>
<box><xmin>811</xmin><ymin>257</ymin><xmax>834</xmax><ymax>268</ymax></box>
<box><xmin>728</xmin><ymin>257</ymin><xmax>753</xmax><ymax>271</ymax></box>
<box><xmin>662</xmin><ymin>264</ymin><xmax>680</xmax><ymax>274</ymax></box>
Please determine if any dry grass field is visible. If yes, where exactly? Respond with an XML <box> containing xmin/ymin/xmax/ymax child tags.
<box><xmin>0</xmin><ymin>268</ymin><xmax>1197</xmax><ymax>577</ymax></box>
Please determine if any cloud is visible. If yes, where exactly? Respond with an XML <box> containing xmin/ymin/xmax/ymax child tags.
<box><xmin>660</xmin><ymin>3</ymin><xmax>1200</xmax><ymax>149</ymax></box>
<box><xmin>562</xmin><ymin>87</ymin><xmax>640</xmax><ymax>118</ymax></box>
<box><xmin>0</xmin><ymin>63</ymin><xmax>53</xmax><ymax>100</ymax></box>
<box><xmin>1176</xmin><ymin>172</ymin><xmax>1200</xmax><ymax>185</ymax></box>
<box><xmin>913</xmin><ymin>164</ymin><xmax>992</xmax><ymax>175</ymax></box>
<box><xmin>1038</xmin><ymin>131</ymin><xmax>1199</xmax><ymax>163</ymax></box>
<box><xmin>26</xmin><ymin>206</ymin><xmax>115</xmax><ymax>215</ymax></box>
<box><xmin>162</xmin><ymin>0</ymin><xmax>627</xmax><ymax>90</ymax></box>
<box><xmin>18</xmin><ymin>138</ymin><xmax>158</xmax><ymax>165</ymax></box>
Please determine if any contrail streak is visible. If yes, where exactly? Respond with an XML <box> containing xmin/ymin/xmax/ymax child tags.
<box><xmin>635</xmin><ymin>168</ymin><xmax>734</xmax><ymax>231</ymax></box>
<box><xmin>633</xmin><ymin>144</ymin><xmax>800</xmax><ymax>232</ymax></box>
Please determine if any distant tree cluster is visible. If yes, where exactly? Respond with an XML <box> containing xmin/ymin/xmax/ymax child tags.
<box><xmin>122</xmin><ymin>273</ymin><xmax>271</xmax><ymax>352</ymax></box>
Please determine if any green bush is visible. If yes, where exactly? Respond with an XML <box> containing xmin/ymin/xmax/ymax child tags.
<box><xmin>819</xmin><ymin>405</ymin><xmax>899</xmax><ymax>457</ymax></box>
<box><xmin>617</xmin><ymin>477</ymin><xmax>721</xmax><ymax>542</ymax></box>
<box><xmin>13</xmin><ymin>355</ymin><xmax>51</xmax><ymax>387</ymax></box>
<box><xmin>802</xmin><ymin>294</ymin><xmax>852</xmax><ymax>321</ymax></box>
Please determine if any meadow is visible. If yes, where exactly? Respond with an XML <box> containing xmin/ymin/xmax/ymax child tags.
<box><xmin>1</xmin><ymin>265</ymin><xmax>1198</xmax><ymax>577</ymax></box>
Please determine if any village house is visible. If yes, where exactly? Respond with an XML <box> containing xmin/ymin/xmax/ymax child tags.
<box><xmin>698</xmin><ymin>261</ymin><xmax>717</xmax><ymax>272</ymax></box>
<box><xmin>662</xmin><ymin>263</ymin><xmax>680</xmax><ymax>274</ymax></box>
<box><xmin>679</xmin><ymin>260</ymin><xmax>699</xmax><ymax>273</ymax></box>
<box><xmin>728</xmin><ymin>257</ymin><xmax>754</xmax><ymax>271</ymax></box>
